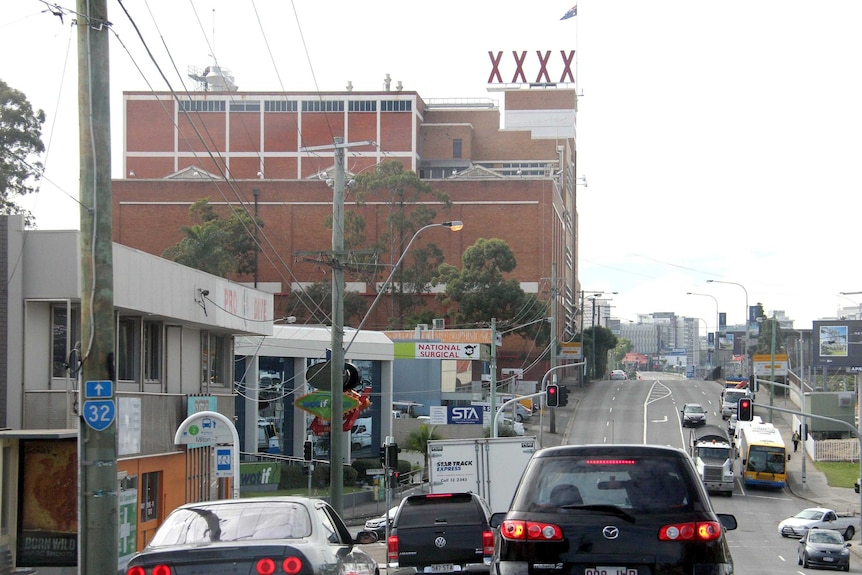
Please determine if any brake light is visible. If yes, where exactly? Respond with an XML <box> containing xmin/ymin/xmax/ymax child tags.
<box><xmin>127</xmin><ymin>566</ymin><xmax>171</xmax><ymax>575</ymax></box>
<box><xmin>500</xmin><ymin>520</ymin><xmax>563</xmax><ymax>541</ymax></box>
<box><xmin>425</xmin><ymin>493</ymin><xmax>453</xmax><ymax>498</ymax></box>
<box><xmin>387</xmin><ymin>534</ymin><xmax>399</xmax><ymax>562</ymax></box>
<box><xmin>585</xmin><ymin>459</ymin><xmax>636</xmax><ymax>465</ymax></box>
<box><xmin>283</xmin><ymin>556</ymin><xmax>304</xmax><ymax>574</ymax></box>
<box><xmin>659</xmin><ymin>521</ymin><xmax>722</xmax><ymax>542</ymax></box>
<box><xmin>256</xmin><ymin>558</ymin><xmax>276</xmax><ymax>575</ymax></box>
<box><xmin>482</xmin><ymin>529</ymin><xmax>494</xmax><ymax>556</ymax></box>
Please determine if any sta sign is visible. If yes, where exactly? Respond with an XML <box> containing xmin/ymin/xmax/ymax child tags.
<box><xmin>448</xmin><ymin>406</ymin><xmax>481</xmax><ymax>424</ymax></box>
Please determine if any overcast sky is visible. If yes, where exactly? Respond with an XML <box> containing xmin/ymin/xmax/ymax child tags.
<box><xmin>3</xmin><ymin>1</ymin><xmax>862</xmax><ymax>330</ymax></box>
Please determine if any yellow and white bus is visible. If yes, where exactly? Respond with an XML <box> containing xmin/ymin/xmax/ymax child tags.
<box><xmin>738</xmin><ymin>422</ymin><xmax>788</xmax><ymax>488</ymax></box>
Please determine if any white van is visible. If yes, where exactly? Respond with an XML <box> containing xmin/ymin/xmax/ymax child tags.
<box><xmin>351</xmin><ymin>417</ymin><xmax>372</xmax><ymax>449</ymax></box>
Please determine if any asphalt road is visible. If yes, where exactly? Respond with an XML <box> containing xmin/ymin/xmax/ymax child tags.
<box><xmin>572</xmin><ymin>372</ymin><xmax>852</xmax><ymax>574</ymax></box>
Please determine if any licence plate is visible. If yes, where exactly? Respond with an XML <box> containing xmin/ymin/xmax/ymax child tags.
<box><xmin>430</xmin><ymin>564</ymin><xmax>454</xmax><ymax>573</ymax></box>
<box><xmin>586</xmin><ymin>568</ymin><xmax>637</xmax><ymax>575</ymax></box>
<box><xmin>824</xmin><ymin>557</ymin><xmax>835</xmax><ymax>562</ymax></box>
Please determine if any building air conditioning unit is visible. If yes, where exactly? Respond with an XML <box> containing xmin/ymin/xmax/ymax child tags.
<box><xmin>432</xmin><ymin>318</ymin><xmax>445</xmax><ymax>330</ymax></box>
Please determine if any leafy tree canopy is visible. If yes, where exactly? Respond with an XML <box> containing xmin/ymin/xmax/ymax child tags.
<box><xmin>326</xmin><ymin>160</ymin><xmax>454</xmax><ymax>326</ymax></box>
<box><xmin>436</xmin><ymin>238</ymin><xmax>548</xmax><ymax>342</ymax></box>
<box><xmin>0</xmin><ymin>79</ymin><xmax>46</xmax><ymax>226</ymax></box>
<box><xmin>162</xmin><ymin>198</ymin><xmax>261</xmax><ymax>277</ymax></box>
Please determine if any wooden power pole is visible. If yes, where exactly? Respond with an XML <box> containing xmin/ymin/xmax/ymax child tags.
<box><xmin>77</xmin><ymin>0</ymin><xmax>118</xmax><ymax>572</ymax></box>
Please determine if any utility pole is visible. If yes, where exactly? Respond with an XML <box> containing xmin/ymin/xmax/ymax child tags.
<box><xmin>490</xmin><ymin>318</ymin><xmax>498</xmax><ymax>437</ymax></box>
<box><xmin>299</xmin><ymin>138</ymin><xmax>372</xmax><ymax>515</ymax></box>
<box><xmin>549</xmin><ymin>264</ymin><xmax>557</xmax><ymax>434</ymax></box>
<box><xmin>330</xmin><ymin>139</ymin><xmax>346</xmax><ymax>515</ymax></box>
<box><xmin>77</xmin><ymin>0</ymin><xmax>118</xmax><ymax>572</ymax></box>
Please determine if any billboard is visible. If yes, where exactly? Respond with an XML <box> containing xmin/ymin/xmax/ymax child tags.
<box><xmin>812</xmin><ymin>320</ymin><xmax>862</xmax><ymax>369</ymax></box>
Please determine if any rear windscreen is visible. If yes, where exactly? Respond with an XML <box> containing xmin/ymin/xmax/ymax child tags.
<box><xmin>511</xmin><ymin>455</ymin><xmax>704</xmax><ymax>515</ymax></box>
<box><xmin>397</xmin><ymin>495</ymin><xmax>481</xmax><ymax>527</ymax></box>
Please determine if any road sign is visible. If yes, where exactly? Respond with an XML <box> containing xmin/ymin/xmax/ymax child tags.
<box><xmin>83</xmin><ymin>399</ymin><xmax>115</xmax><ymax>431</ymax></box>
<box><xmin>85</xmin><ymin>380</ymin><xmax>113</xmax><ymax>398</ymax></box>
<box><xmin>366</xmin><ymin>468</ymin><xmax>385</xmax><ymax>475</ymax></box>
<box><xmin>215</xmin><ymin>447</ymin><xmax>233</xmax><ymax>478</ymax></box>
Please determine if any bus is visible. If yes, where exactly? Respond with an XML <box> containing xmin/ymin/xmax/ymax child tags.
<box><xmin>737</xmin><ymin>422</ymin><xmax>788</xmax><ymax>488</ymax></box>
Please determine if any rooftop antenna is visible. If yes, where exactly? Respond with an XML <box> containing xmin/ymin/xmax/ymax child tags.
<box><xmin>187</xmin><ymin>8</ymin><xmax>237</xmax><ymax>91</ymax></box>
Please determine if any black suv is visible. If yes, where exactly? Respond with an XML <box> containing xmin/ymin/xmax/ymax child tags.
<box><xmin>389</xmin><ymin>492</ymin><xmax>493</xmax><ymax>573</ymax></box>
<box><xmin>491</xmin><ymin>444</ymin><xmax>736</xmax><ymax>575</ymax></box>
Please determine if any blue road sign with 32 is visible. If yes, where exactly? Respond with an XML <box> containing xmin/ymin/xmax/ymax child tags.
<box><xmin>83</xmin><ymin>399</ymin><xmax>115</xmax><ymax>431</ymax></box>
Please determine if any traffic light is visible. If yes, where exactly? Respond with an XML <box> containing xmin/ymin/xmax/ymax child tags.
<box><xmin>547</xmin><ymin>383</ymin><xmax>559</xmax><ymax>407</ymax></box>
<box><xmin>303</xmin><ymin>440</ymin><xmax>313</xmax><ymax>461</ymax></box>
<box><xmin>558</xmin><ymin>385</ymin><xmax>570</xmax><ymax>407</ymax></box>
<box><xmin>380</xmin><ymin>445</ymin><xmax>387</xmax><ymax>466</ymax></box>
<box><xmin>738</xmin><ymin>398</ymin><xmax>753</xmax><ymax>422</ymax></box>
<box><xmin>386</xmin><ymin>443</ymin><xmax>399</xmax><ymax>469</ymax></box>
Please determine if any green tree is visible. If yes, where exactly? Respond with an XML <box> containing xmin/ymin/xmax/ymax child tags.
<box><xmin>162</xmin><ymin>198</ymin><xmax>262</xmax><ymax>277</ymax></box>
<box><xmin>609</xmin><ymin>337</ymin><xmax>634</xmax><ymax>370</ymax></box>
<box><xmin>436</xmin><ymin>238</ymin><xmax>548</xmax><ymax>342</ymax></box>
<box><xmin>0</xmin><ymin>79</ymin><xmax>46</xmax><ymax>226</ymax></box>
<box><xmin>578</xmin><ymin>326</ymin><xmax>618</xmax><ymax>380</ymax></box>
<box><xmin>404</xmin><ymin>424</ymin><xmax>443</xmax><ymax>480</ymax></box>
<box><xmin>327</xmin><ymin>161</ymin><xmax>452</xmax><ymax>326</ymax></box>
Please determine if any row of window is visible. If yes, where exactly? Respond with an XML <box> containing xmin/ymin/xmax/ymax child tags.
<box><xmin>180</xmin><ymin>99</ymin><xmax>412</xmax><ymax>113</ymax></box>
<box><xmin>51</xmin><ymin>305</ymin><xmax>230</xmax><ymax>389</ymax></box>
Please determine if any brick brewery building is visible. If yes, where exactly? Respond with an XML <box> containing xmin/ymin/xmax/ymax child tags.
<box><xmin>112</xmin><ymin>79</ymin><xmax>579</xmax><ymax>377</ymax></box>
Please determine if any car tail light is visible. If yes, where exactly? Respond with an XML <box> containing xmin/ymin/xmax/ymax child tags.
<box><xmin>482</xmin><ymin>529</ymin><xmax>495</xmax><ymax>555</ymax></box>
<box><xmin>659</xmin><ymin>521</ymin><xmax>722</xmax><ymax>542</ymax></box>
<box><xmin>127</xmin><ymin>566</ymin><xmax>171</xmax><ymax>575</ymax></box>
<box><xmin>256</xmin><ymin>558</ymin><xmax>276</xmax><ymax>575</ymax></box>
<box><xmin>500</xmin><ymin>520</ymin><xmax>563</xmax><ymax>541</ymax></box>
<box><xmin>282</xmin><ymin>556</ymin><xmax>304</xmax><ymax>574</ymax></box>
<box><xmin>387</xmin><ymin>534</ymin><xmax>399</xmax><ymax>562</ymax></box>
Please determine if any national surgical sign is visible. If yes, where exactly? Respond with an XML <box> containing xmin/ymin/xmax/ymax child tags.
<box><xmin>394</xmin><ymin>342</ymin><xmax>483</xmax><ymax>360</ymax></box>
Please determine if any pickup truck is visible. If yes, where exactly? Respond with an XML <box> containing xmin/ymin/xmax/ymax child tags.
<box><xmin>388</xmin><ymin>492</ymin><xmax>493</xmax><ymax>573</ymax></box>
<box><xmin>778</xmin><ymin>507</ymin><xmax>859</xmax><ymax>541</ymax></box>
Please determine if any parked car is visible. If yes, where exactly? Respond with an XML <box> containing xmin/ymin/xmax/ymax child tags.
<box><xmin>491</xmin><ymin>444</ymin><xmax>738</xmax><ymax>574</ymax></box>
<box><xmin>681</xmin><ymin>403</ymin><xmax>707</xmax><ymax>427</ymax></box>
<box><xmin>610</xmin><ymin>369</ymin><xmax>627</xmax><ymax>380</ymax></box>
<box><xmin>365</xmin><ymin>505</ymin><xmax>399</xmax><ymax>539</ymax></box>
<box><xmin>798</xmin><ymin>528</ymin><xmax>851</xmax><ymax>571</ymax></box>
<box><xmin>124</xmin><ymin>496</ymin><xmax>378</xmax><ymax>575</ymax></box>
<box><xmin>499</xmin><ymin>416</ymin><xmax>525</xmax><ymax>436</ymax></box>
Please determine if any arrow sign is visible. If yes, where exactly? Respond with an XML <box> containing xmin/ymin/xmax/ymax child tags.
<box><xmin>85</xmin><ymin>380</ymin><xmax>113</xmax><ymax>399</ymax></box>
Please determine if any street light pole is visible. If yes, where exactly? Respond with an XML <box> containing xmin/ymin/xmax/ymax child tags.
<box><xmin>707</xmin><ymin>280</ymin><xmax>750</xmax><ymax>376</ymax></box>
<box><xmin>687</xmin><ymin>292</ymin><xmax>720</xmax><ymax>374</ymax></box>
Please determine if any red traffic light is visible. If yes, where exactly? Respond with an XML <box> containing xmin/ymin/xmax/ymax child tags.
<box><xmin>738</xmin><ymin>398</ymin><xmax>753</xmax><ymax>421</ymax></box>
<box><xmin>547</xmin><ymin>384</ymin><xmax>559</xmax><ymax>407</ymax></box>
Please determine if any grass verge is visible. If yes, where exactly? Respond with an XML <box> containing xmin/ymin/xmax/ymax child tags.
<box><xmin>813</xmin><ymin>461</ymin><xmax>859</xmax><ymax>488</ymax></box>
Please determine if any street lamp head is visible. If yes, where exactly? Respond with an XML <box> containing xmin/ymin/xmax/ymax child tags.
<box><xmin>442</xmin><ymin>220</ymin><xmax>464</xmax><ymax>231</ymax></box>
<box><xmin>706</xmin><ymin>279</ymin><xmax>715</xmax><ymax>283</ymax></box>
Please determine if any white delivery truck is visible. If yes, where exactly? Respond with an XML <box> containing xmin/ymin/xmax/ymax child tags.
<box><xmin>427</xmin><ymin>436</ymin><xmax>537</xmax><ymax>514</ymax></box>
